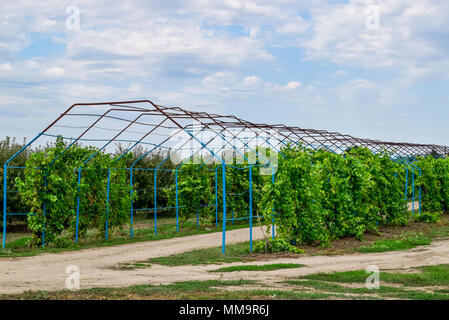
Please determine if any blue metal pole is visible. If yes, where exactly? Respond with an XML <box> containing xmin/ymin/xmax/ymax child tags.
<box><xmin>175</xmin><ymin>169</ymin><xmax>179</xmax><ymax>233</ymax></box>
<box><xmin>419</xmin><ymin>170</ymin><xmax>422</xmax><ymax>215</ymax></box>
<box><xmin>215</xmin><ymin>167</ymin><xmax>218</xmax><ymax>227</ymax></box>
<box><xmin>154</xmin><ymin>169</ymin><xmax>157</xmax><ymax>235</ymax></box>
<box><xmin>2</xmin><ymin>165</ymin><xmax>7</xmax><ymax>249</ymax></box>
<box><xmin>405</xmin><ymin>168</ymin><xmax>408</xmax><ymax>201</ymax></box>
<box><xmin>75</xmin><ymin>167</ymin><xmax>81</xmax><ymax>243</ymax></box>
<box><xmin>221</xmin><ymin>164</ymin><xmax>227</xmax><ymax>254</ymax></box>
<box><xmin>130</xmin><ymin>168</ymin><xmax>134</xmax><ymax>238</ymax></box>
<box><xmin>412</xmin><ymin>168</ymin><xmax>415</xmax><ymax>215</ymax></box>
<box><xmin>42</xmin><ymin>170</ymin><xmax>47</xmax><ymax>247</ymax></box>
<box><xmin>105</xmin><ymin>169</ymin><xmax>111</xmax><ymax>241</ymax></box>
<box><xmin>403</xmin><ymin>158</ymin><xmax>422</xmax><ymax>216</ymax></box>
<box><xmin>249</xmin><ymin>164</ymin><xmax>253</xmax><ymax>253</ymax></box>
<box><xmin>271</xmin><ymin>167</ymin><xmax>275</xmax><ymax>240</ymax></box>
<box><xmin>2</xmin><ymin>132</ymin><xmax>43</xmax><ymax>249</ymax></box>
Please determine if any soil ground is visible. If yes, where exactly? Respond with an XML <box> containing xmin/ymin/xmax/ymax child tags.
<box><xmin>2</xmin><ymin>222</ymin><xmax>449</xmax><ymax>295</ymax></box>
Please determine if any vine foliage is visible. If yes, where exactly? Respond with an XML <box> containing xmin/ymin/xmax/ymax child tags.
<box><xmin>16</xmin><ymin>138</ymin><xmax>132</xmax><ymax>247</ymax></box>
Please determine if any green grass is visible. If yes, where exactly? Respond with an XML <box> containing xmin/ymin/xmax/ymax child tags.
<box><xmin>0</xmin><ymin>279</ymin><xmax>344</xmax><ymax>300</ymax></box>
<box><xmin>280</xmin><ymin>264</ymin><xmax>449</xmax><ymax>300</ymax></box>
<box><xmin>148</xmin><ymin>241</ymin><xmax>253</xmax><ymax>266</ymax></box>
<box><xmin>210</xmin><ymin>263</ymin><xmax>304</xmax><ymax>273</ymax></box>
<box><xmin>5</xmin><ymin>265</ymin><xmax>449</xmax><ymax>300</ymax></box>
<box><xmin>2</xmin><ymin>236</ymin><xmax>30</xmax><ymax>249</ymax></box>
<box><xmin>149</xmin><ymin>215</ymin><xmax>449</xmax><ymax>267</ymax></box>
<box><xmin>135</xmin><ymin>279</ymin><xmax>255</xmax><ymax>294</ymax></box>
<box><xmin>0</xmin><ymin>219</ymin><xmax>251</xmax><ymax>258</ymax></box>
<box><xmin>414</xmin><ymin>212</ymin><xmax>442</xmax><ymax>223</ymax></box>
<box><xmin>0</xmin><ymin>279</ymin><xmax>257</xmax><ymax>300</ymax></box>
<box><xmin>285</xmin><ymin>279</ymin><xmax>449</xmax><ymax>300</ymax></box>
<box><xmin>356</xmin><ymin>232</ymin><xmax>431</xmax><ymax>253</ymax></box>
<box><xmin>300</xmin><ymin>264</ymin><xmax>449</xmax><ymax>287</ymax></box>
<box><xmin>145</xmin><ymin>221</ymin><xmax>445</xmax><ymax>267</ymax></box>
<box><xmin>424</xmin><ymin>221</ymin><xmax>449</xmax><ymax>238</ymax></box>
<box><xmin>286</xmin><ymin>279</ymin><xmax>400</xmax><ymax>295</ymax></box>
<box><xmin>122</xmin><ymin>243</ymin><xmax>303</xmax><ymax>270</ymax></box>
<box><xmin>118</xmin><ymin>262</ymin><xmax>152</xmax><ymax>270</ymax></box>
<box><xmin>301</xmin><ymin>270</ymin><xmax>369</xmax><ymax>283</ymax></box>
<box><xmin>234</xmin><ymin>289</ymin><xmax>344</xmax><ymax>300</ymax></box>
<box><xmin>3</xmin><ymin>213</ymin><xmax>449</xmax><ymax>259</ymax></box>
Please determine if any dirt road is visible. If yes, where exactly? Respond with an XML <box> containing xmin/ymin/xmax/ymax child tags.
<box><xmin>1</xmin><ymin>227</ymin><xmax>449</xmax><ymax>294</ymax></box>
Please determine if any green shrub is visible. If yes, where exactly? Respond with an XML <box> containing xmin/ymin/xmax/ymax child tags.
<box><xmin>15</xmin><ymin>137</ymin><xmax>132</xmax><ymax>246</ymax></box>
<box><xmin>262</xmin><ymin>145</ymin><xmax>411</xmax><ymax>246</ymax></box>
<box><xmin>262</xmin><ymin>145</ymin><xmax>330</xmax><ymax>246</ymax></box>
<box><xmin>166</xmin><ymin>164</ymin><xmax>214</xmax><ymax>226</ymax></box>
<box><xmin>254</xmin><ymin>237</ymin><xmax>304</xmax><ymax>254</ymax></box>
<box><xmin>414</xmin><ymin>212</ymin><xmax>442</xmax><ymax>223</ymax></box>
<box><xmin>416</xmin><ymin>157</ymin><xmax>449</xmax><ymax>213</ymax></box>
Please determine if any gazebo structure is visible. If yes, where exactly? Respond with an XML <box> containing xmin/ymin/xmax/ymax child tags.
<box><xmin>3</xmin><ymin>100</ymin><xmax>448</xmax><ymax>250</ymax></box>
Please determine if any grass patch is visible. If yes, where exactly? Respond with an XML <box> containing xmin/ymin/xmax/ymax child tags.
<box><xmin>117</xmin><ymin>262</ymin><xmax>152</xmax><ymax>270</ymax></box>
<box><xmin>2</xmin><ymin>236</ymin><xmax>31</xmax><ymax>249</ymax></box>
<box><xmin>1</xmin><ymin>279</ymin><xmax>345</xmax><ymax>300</ymax></box>
<box><xmin>0</xmin><ymin>219</ymin><xmax>250</xmax><ymax>258</ymax></box>
<box><xmin>210</xmin><ymin>263</ymin><xmax>304</xmax><ymax>273</ymax></box>
<box><xmin>283</xmin><ymin>264</ymin><xmax>449</xmax><ymax>300</ymax></box>
<box><xmin>148</xmin><ymin>241</ymin><xmax>252</xmax><ymax>266</ymax></box>
<box><xmin>285</xmin><ymin>279</ymin><xmax>449</xmax><ymax>300</ymax></box>
<box><xmin>381</xmin><ymin>265</ymin><xmax>449</xmax><ymax>287</ymax></box>
<box><xmin>233</xmin><ymin>289</ymin><xmax>344</xmax><ymax>300</ymax></box>
<box><xmin>286</xmin><ymin>279</ymin><xmax>400</xmax><ymax>294</ymax></box>
<box><xmin>1</xmin><ymin>279</ymin><xmax>257</xmax><ymax>300</ymax></box>
<box><xmin>299</xmin><ymin>264</ymin><xmax>449</xmax><ymax>288</ymax></box>
<box><xmin>414</xmin><ymin>212</ymin><xmax>442</xmax><ymax>223</ymax></box>
<box><xmin>147</xmin><ymin>218</ymin><xmax>449</xmax><ymax>267</ymax></box>
<box><xmin>3</xmin><ymin>213</ymin><xmax>449</xmax><ymax>260</ymax></box>
<box><xmin>6</xmin><ymin>265</ymin><xmax>449</xmax><ymax>300</ymax></box>
<box><xmin>356</xmin><ymin>232</ymin><xmax>431</xmax><ymax>253</ymax></box>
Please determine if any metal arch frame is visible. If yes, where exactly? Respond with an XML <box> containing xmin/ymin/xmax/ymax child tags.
<box><xmin>2</xmin><ymin>100</ymin><xmax>448</xmax><ymax>250</ymax></box>
<box><xmin>168</xmin><ymin>108</ymin><xmax>277</xmax><ymax>252</ymax></box>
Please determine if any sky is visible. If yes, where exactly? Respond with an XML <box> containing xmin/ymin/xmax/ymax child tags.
<box><xmin>0</xmin><ymin>0</ymin><xmax>448</xmax><ymax>146</ymax></box>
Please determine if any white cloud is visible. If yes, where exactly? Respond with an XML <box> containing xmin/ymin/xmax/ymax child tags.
<box><xmin>0</xmin><ymin>63</ymin><xmax>13</xmax><ymax>71</ymax></box>
<box><xmin>331</xmin><ymin>78</ymin><xmax>375</xmax><ymax>101</ymax></box>
<box><xmin>65</xmin><ymin>18</ymin><xmax>273</xmax><ymax>66</ymax></box>
<box><xmin>242</xmin><ymin>75</ymin><xmax>264</xmax><ymax>88</ymax></box>
<box><xmin>0</xmin><ymin>0</ymin><xmax>448</xmax><ymax>146</ymax></box>
<box><xmin>285</xmin><ymin>81</ymin><xmax>301</xmax><ymax>90</ymax></box>
<box><xmin>128</xmin><ymin>83</ymin><xmax>142</xmax><ymax>93</ymax></box>
<box><xmin>350</xmin><ymin>78</ymin><xmax>374</xmax><ymax>89</ymax></box>
<box><xmin>277</xmin><ymin>16</ymin><xmax>309</xmax><ymax>34</ymax></box>
<box><xmin>198</xmin><ymin>73</ymin><xmax>302</xmax><ymax>94</ymax></box>
<box><xmin>43</xmin><ymin>66</ymin><xmax>65</xmax><ymax>77</ymax></box>
<box><xmin>302</xmin><ymin>0</ymin><xmax>449</xmax><ymax>80</ymax></box>
<box><xmin>331</xmin><ymin>70</ymin><xmax>347</xmax><ymax>78</ymax></box>
<box><xmin>248</xmin><ymin>26</ymin><xmax>260</xmax><ymax>38</ymax></box>
<box><xmin>201</xmin><ymin>72</ymin><xmax>237</xmax><ymax>89</ymax></box>
<box><xmin>62</xmin><ymin>83</ymin><xmax>117</xmax><ymax>99</ymax></box>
